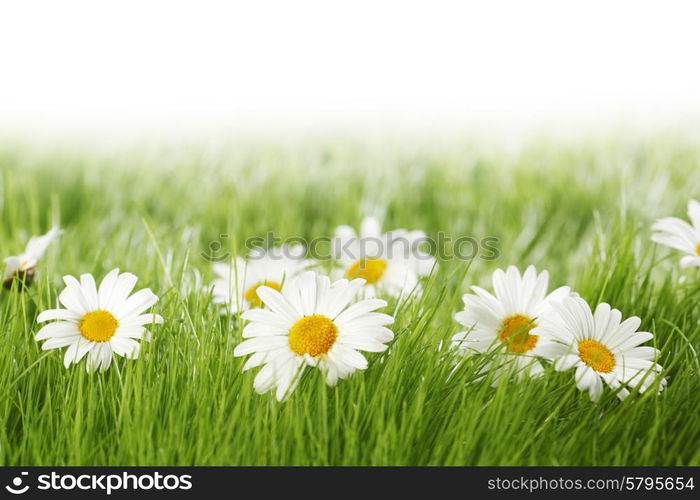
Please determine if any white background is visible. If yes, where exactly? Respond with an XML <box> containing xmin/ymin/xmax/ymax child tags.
<box><xmin>1</xmin><ymin>0</ymin><xmax>699</xmax><ymax>139</ymax></box>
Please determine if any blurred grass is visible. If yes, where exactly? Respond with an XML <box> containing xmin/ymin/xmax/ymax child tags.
<box><xmin>0</xmin><ymin>138</ymin><xmax>698</xmax><ymax>465</ymax></box>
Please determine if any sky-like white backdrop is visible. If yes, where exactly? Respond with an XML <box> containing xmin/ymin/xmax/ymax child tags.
<box><xmin>1</xmin><ymin>0</ymin><xmax>699</xmax><ymax>140</ymax></box>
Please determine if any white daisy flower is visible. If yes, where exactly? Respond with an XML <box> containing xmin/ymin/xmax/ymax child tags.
<box><xmin>651</xmin><ymin>199</ymin><xmax>700</xmax><ymax>268</ymax></box>
<box><xmin>333</xmin><ymin>216</ymin><xmax>435</xmax><ymax>299</ymax></box>
<box><xmin>538</xmin><ymin>296</ymin><xmax>665</xmax><ymax>402</ymax></box>
<box><xmin>451</xmin><ymin>265</ymin><xmax>572</xmax><ymax>382</ymax></box>
<box><xmin>233</xmin><ymin>270</ymin><xmax>394</xmax><ymax>401</ymax></box>
<box><xmin>4</xmin><ymin>227</ymin><xmax>62</xmax><ymax>289</ymax></box>
<box><xmin>35</xmin><ymin>268</ymin><xmax>163</xmax><ymax>373</ymax></box>
<box><xmin>211</xmin><ymin>245</ymin><xmax>312</xmax><ymax>314</ymax></box>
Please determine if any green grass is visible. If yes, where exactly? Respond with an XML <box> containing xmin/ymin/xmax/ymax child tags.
<box><xmin>0</xmin><ymin>138</ymin><xmax>698</xmax><ymax>466</ymax></box>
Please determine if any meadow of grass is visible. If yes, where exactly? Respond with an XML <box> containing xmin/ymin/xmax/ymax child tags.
<box><xmin>0</xmin><ymin>138</ymin><xmax>698</xmax><ymax>466</ymax></box>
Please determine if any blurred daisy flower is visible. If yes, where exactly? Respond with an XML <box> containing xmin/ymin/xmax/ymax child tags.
<box><xmin>211</xmin><ymin>245</ymin><xmax>313</xmax><ymax>314</ymax></box>
<box><xmin>538</xmin><ymin>296</ymin><xmax>665</xmax><ymax>402</ymax></box>
<box><xmin>233</xmin><ymin>271</ymin><xmax>394</xmax><ymax>401</ymax></box>
<box><xmin>333</xmin><ymin>216</ymin><xmax>435</xmax><ymax>299</ymax></box>
<box><xmin>651</xmin><ymin>199</ymin><xmax>700</xmax><ymax>268</ymax></box>
<box><xmin>3</xmin><ymin>227</ymin><xmax>62</xmax><ymax>290</ymax></box>
<box><xmin>35</xmin><ymin>269</ymin><xmax>163</xmax><ymax>373</ymax></box>
<box><xmin>451</xmin><ymin>265</ymin><xmax>572</xmax><ymax>382</ymax></box>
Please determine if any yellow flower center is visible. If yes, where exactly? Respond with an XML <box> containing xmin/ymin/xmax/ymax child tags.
<box><xmin>696</xmin><ymin>243</ymin><xmax>700</xmax><ymax>256</ymax></box>
<box><xmin>578</xmin><ymin>339</ymin><xmax>615</xmax><ymax>373</ymax></box>
<box><xmin>345</xmin><ymin>258</ymin><xmax>387</xmax><ymax>284</ymax></box>
<box><xmin>79</xmin><ymin>310</ymin><xmax>118</xmax><ymax>342</ymax></box>
<box><xmin>288</xmin><ymin>314</ymin><xmax>338</xmax><ymax>357</ymax></box>
<box><xmin>498</xmin><ymin>314</ymin><xmax>538</xmax><ymax>354</ymax></box>
<box><xmin>244</xmin><ymin>281</ymin><xmax>281</xmax><ymax>307</ymax></box>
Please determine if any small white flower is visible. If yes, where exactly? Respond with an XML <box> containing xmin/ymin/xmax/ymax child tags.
<box><xmin>211</xmin><ymin>245</ymin><xmax>313</xmax><ymax>314</ymax></box>
<box><xmin>651</xmin><ymin>199</ymin><xmax>700</xmax><ymax>268</ymax></box>
<box><xmin>35</xmin><ymin>269</ymin><xmax>163</xmax><ymax>373</ymax></box>
<box><xmin>333</xmin><ymin>216</ymin><xmax>435</xmax><ymax>299</ymax></box>
<box><xmin>452</xmin><ymin>265</ymin><xmax>572</xmax><ymax>382</ymax></box>
<box><xmin>4</xmin><ymin>227</ymin><xmax>62</xmax><ymax>289</ymax></box>
<box><xmin>538</xmin><ymin>296</ymin><xmax>665</xmax><ymax>402</ymax></box>
<box><xmin>233</xmin><ymin>271</ymin><xmax>394</xmax><ymax>401</ymax></box>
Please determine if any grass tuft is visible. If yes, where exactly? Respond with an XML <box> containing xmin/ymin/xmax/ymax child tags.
<box><xmin>0</xmin><ymin>139</ymin><xmax>698</xmax><ymax>465</ymax></box>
